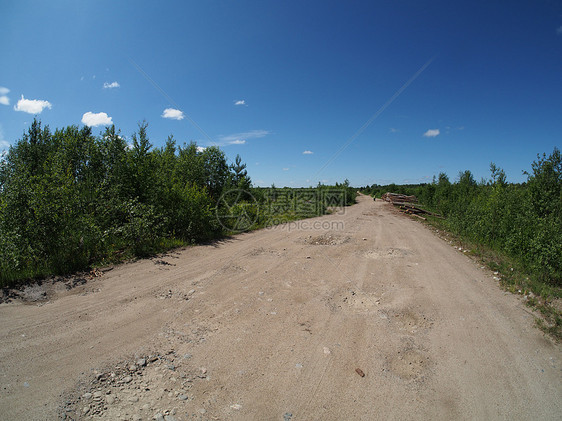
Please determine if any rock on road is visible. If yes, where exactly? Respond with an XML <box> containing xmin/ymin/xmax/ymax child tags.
<box><xmin>0</xmin><ymin>194</ymin><xmax>560</xmax><ymax>420</ymax></box>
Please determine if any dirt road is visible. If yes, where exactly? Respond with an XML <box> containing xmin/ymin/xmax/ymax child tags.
<box><xmin>1</xmin><ymin>194</ymin><xmax>560</xmax><ymax>420</ymax></box>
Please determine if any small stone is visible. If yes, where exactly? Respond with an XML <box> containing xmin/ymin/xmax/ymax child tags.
<box><xmin>128</xmin><ymin>396</ymin><xmax>139</xmax><ymax>403</ymax></box>
<box><xmin>198</xmin><ymin>408</ymin><xmax>206</xmax><ymax>414</ymax></box>
<box><xmin>106</xmin><ymin>396</ymin><xmax>115</xmax><ymax>405</ymax></box>
<box><xmin>183</xmin><ymin>354</ymin><xmax>192</xmax><ymax>359</ymax></box>
<box><xmin>93</xmin><ymin>391</ymin><xmax>103</xmax><ymax>398</ymax></box>
<box><xmin>23</xmin><ymin>382</ymin><xmax>30</xmax><ymax>388</ymax></box>
<box><xmin>230</xmin><ymin>404</ymin><xmax>242</xmax><ymax>410</ymax></box>
<box><xmin>83</xmin><ymin>406</ymin><xmax>90</xmax><ymax>414</ymax></box>
<box><xmin>123</xmin><ymin>376</ymin><xmax>133</xmax><ymax>383</ymax></box>
<box><xmin>153</xmin><ymin>414</ymin><xmax>165</xmax><ymax>421</ymax></box>
<box><xmin>178</xmin><ymin>394</ymin><xmax>188</xmax><ymax>401</ymax></box>
<box><xmin>142</xmin><ymin>404</ymin><xmax>150</xmax><ymax>411</ymax></box>
<box><xmin>323</xmin><ymin>347</ymin><xmax>331</xmax><ymax>355</ymax></box>
<box><xmin>137</xmin><ymin>358</ymin><xmax>147</xmax><ymax>367</ymax></box>
<box><xmin>295</xmin><ymin>363</ymin><xmax>303</xmax><ymax>368</ymax></box>
<box><xmin>83</xmin><ymin>392</ymin><xmax>92</xmax><ymax>399</ymax></box>
<box><xmin>129</xmin><ymin>364</ymin><xmax>137</xmax><ymax>372</ymax></box>
<box><xmin>164</xmin><ymin>416</ymin><xmax>177</xmax><ymax>421</ymax></box>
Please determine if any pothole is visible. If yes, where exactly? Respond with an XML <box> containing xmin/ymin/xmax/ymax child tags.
<box><xmin>304</xmin><ymin>234</ymin><xmax>350</xmax><ymax>246</ymax></box>
<box><xmin>364</xmin><ymin>248</ymin><xmax>413</xmax><ymax>259</ymax></box>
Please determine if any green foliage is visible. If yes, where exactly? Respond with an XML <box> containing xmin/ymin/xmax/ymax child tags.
<box><xmin>0</xmin><ymin>119</ymin><xmax>241</xmax><ymax>286</ymax></box>
<box><xmin>0</xmin><ymin>119</ymin><xmax>359</xmax><ymax>287</ymax></box>
<box><xmin>0</xmin><ymin>119</ymin><xmax>362</xmax><ymax>287</ymax></box>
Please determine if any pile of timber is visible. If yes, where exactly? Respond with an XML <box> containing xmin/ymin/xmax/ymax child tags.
<box><xmin>381</xmin><ymin>192</ymin><xmax>418</xmax><ymax>204</ymax></box>
<box><xmin>382</xmin><ymin>192</ymin><xmax>444</xmax><ymax>220</ymax></box>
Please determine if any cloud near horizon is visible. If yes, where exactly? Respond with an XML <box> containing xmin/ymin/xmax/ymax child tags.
<box><xmin>162</xmin><ymin>108</ymin><xmax>185</xmax><ymax>120</ymax></box>
<box><xmin>103</xmin><ymin>81</ymin><xmax>120</xmax><ymax>89</ymax></box>
<box><xmin>14</xmin><ymin>95</ymin><xmax>52</xmax><ymax>114</ymax></box>
<box><xmin>81</xmin><ymin>111</ymin><xmax>113</xmax><ymax>127</ymax></box>
<box><xmin>0</xmin><ymin>123</ymin><xmax>10</xmax><ymax>150</ymax></box>
<box><xmin>234</xmin><ymin>100</ymin><xmax>246</xmax><ymax>106</ymax></box>
<box><xmin>0</xmin><ymin>86</ymin><xmax>9</xmax><ymax>105</ymax></box>
<box><xmin>217</xmin><ymin>130</ymin><xmax>269</xmax><ymax>145</ymax></box>
<box><xmin>423</xmin><ymin>129</ymin><xmax>440</xmax><ymax>138</ymax></box>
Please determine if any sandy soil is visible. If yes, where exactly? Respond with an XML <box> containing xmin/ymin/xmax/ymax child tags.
<box><xmin>0</xmin><ymin>194</ymin><xmax>560</xmax><ymax>420</ymax></box>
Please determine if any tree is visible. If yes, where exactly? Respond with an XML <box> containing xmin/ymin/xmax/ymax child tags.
<box><xmin>230</xmin><ymin>154</ymin><xmax>251</xmax><ymax>192</ymax></box>
<box><xmin>490</xmin><ymin>162</ymin><xmax>506</xmax><ymax>187</ymax></box>
<box><xmin>128</xmin><ymin>121</ymin><xmax>154</xmax><ymax>203</ymax></box>
<box><xmin>526</xmin><ymin>147</ymin><xmax>562</xmax><ymax>218</ymax></box>
<box><xmin>201</xmin><ymin>146</ymin><xmax>229</xmax><ymax>201</ymax></box>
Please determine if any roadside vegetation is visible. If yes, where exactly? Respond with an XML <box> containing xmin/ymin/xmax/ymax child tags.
<box><xmin>361</xmin><ymin>147</ymin><xmax>562</xmax><ymax>339</ymax></box>
<box><xmin>0</xmin><ymin>119</ymin><xmax>356</xmax><ymax>287</ymax></box>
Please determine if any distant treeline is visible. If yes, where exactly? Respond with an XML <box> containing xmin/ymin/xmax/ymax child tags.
<box><xmin>360</xmin><ymin>148</ymin><xmax>562</xmax><ymax>287</ymax></box>
<box><xmin>0</xmin><ymin>119</ymin><xmax>356</xmax><ymax>286</ymax></box>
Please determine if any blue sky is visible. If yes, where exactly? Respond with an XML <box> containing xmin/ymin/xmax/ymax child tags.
<box><xmin>1</xmin><ymin>0</ymin><xmax>561</xmax><ymax>187</ymax></box>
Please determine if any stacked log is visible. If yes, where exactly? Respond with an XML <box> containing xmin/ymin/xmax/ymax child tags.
<box><xmin>381</xmin><ymin>192</ymin><xmax>418</xmax><ymax>204</ymax></box>
<box><xmin>381</xmin><ymin>192</ymin><xmax>444</xmax><ymax>220</ymax></box>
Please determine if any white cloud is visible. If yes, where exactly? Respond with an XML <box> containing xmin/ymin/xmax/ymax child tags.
<box><xmin>196</xmin><ymin>146</ymin><xmax>206</xmax><ymax>153</ymax></box>
<box><xmin>14</xmin><ymin>95</ymin><xmax>52</xmax><ymax>114</ymax></box>
<box><xmin>303</xmin><ymin>150</ymin><xmax>313</xmax><ymax>155</ymax></box>
<box><xmin>162</xmin><ymin>108</ymin><xmax>185</xmax><ymax>120</ymax></box>
<box><xmin>557</xmin><ymin>26</ymin><xmax>562</xmax><ymax>35</ymax></box>
<box><xmin>423</xmin><ymin>129</ymin><xmax>440</xmax><ymax>138</ymax></box>
<box><xmin>0</xmin><ymin>124</ymin><xmax>10</xmax><ymax>151</ymax></box>
<box><xmin>81</xmin><ymin>111</ymin><xmax>113</xmax><ymax>127</ymax></box>
<box><xmin>0</xmin><ymin>87</ymin><xmax>9</xmax><ymax>104</ymax></box>
<box><xmin>234</xmin><ymin>100</ymin><xmax>246</xmax><ymax>106</ymax></box>
<box><xmin>103</xmin><ymin>81</ymin><xmax>120</xmax><ymax>89</ymax></box>
<box><xmin>283</xmin><ymin>167</ymin><xmax>289</xmax><ymax>171</ymax></box>
<box><xmin>389</xmin><ymin>128</ymin><xmax>399</xmax><ymax>133</ymax></box>
<box><xmin>217</xmin><ymin>130</ymin><xmax>269</xmax><ymax>145</ymax></box>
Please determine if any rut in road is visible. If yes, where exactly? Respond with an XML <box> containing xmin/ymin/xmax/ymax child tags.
<box><xmin>0</xmin><ymin>194</ymin><xmax>560</xmax><ymax>420</ymax></box>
